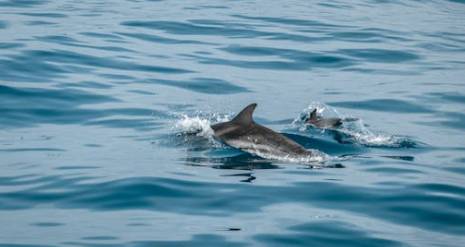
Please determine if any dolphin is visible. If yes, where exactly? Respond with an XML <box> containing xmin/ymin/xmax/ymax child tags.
<box><xmin>305</xmin><ymin>108</ymin><xmax>343</xmax><ymax>129</ymax></box>
<box><xmin>211</xmin><ymin>103</ymin><xmax>319</xmax><ymax>161</ymax></box>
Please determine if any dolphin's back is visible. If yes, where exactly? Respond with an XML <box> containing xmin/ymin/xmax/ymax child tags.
<box><xmin>235</xmin><ymin>123</ymin><xmax>312</xmax><ymax>157</ymax></box>
<box><xmin>211</xmin><ymin>103</ymin><xmax>313</xmax><ymax>159</ymax></box>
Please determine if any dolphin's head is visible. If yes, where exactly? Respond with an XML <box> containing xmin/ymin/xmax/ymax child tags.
<box><xmin>305</xmin><ymin>108</ymin><xmax>320</xmax><ymax>124</ymax></box>
<box><xmin>304</xmin><ymin>109</ymin><xmax>343</xmax><ymax>128</ymax></box>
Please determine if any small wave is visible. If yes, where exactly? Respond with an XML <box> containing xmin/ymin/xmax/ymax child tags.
<box><xmin>293</xmin><ymin>102</ymin><xmax>418</xmax><ymax>148</ymax></box>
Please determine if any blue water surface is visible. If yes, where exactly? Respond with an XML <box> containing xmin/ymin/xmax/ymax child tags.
<box><xmin>1</xmin><ymin>0</ymin><xmax>465</xmax><ymax>246</ymax></box>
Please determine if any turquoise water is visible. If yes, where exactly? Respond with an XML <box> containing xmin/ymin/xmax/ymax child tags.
<box><xmin>1</xmin><ymin>0</ymin><xmax>465</xmax><ymax>246</ymax></box>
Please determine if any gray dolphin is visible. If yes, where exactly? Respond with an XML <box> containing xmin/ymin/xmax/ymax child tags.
<box><xmin>306</xmin><ymin>108</ymin><xmax>343</xmax><ymax>129</ymax></box>
<box><xmin>211</xmin><ymin>103</ymin><xmax>318</xmax><ymax>160</ymax></box>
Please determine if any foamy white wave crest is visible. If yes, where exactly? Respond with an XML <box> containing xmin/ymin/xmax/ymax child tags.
<box><xmin>174</xmin><ymin>112</ymin><xmax>230</xmax><ymax>138</ymax></box>
<box><xmin>175</xmin><ymin>115</ymin><xmax>214</xmax><ymax>137</ymax></box>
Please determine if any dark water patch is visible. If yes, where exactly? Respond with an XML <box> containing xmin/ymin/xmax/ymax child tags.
<box><xmin>117</xmin><ymin>32</ymin><xmax>214</xmax><ymax>45</ymax></box>
<box><xmin>25</xmin><ymin>20</ymin><xmax>56</xmax><ymax>26</ymax></box>
<box><xmin>121</xmin><ymin>20</ymin><xmax>270</xmax><ymax>38</ymax></box>
<box><xmin>19</xmin><ymin>12</ymin><xmax>67</xmax><ymax>18</ymax></box>
<box><xmin>81</xmin><ymin>236</ymin><xmax>118</xmax><ymax>241</ymax></box>
<box><xmin>365</xmin><ymin>166</ymin><xmax>422</xmax><ymax>175</ymax></box>
<box><xmin>220</xmin><ymin>45</ymin><xmax>351</xmax><ymax>68</ymax></box>
<box><xmin>55</xmin><ymin>166</ymin><xmax>100</xmax><ymax>170</ymax></box>
<box><xmin>35</xmin><ymin>35</ymin><xmax>135</xmax><ymax>53</ymax></box>
<box><xmin>414</xmin><ymin>183</ymin><xmax>465</xmax><ymax>197</ymax></box>
<box><xmin>0</xmin><ymin>174</ymin><xmax>46</xmax><ymax>186</ymax></box>
<box><xmin>342</xmin><ymin>67</ymin><xmax>420</xmax><ymax>75</ymax></box>
<box><xmin>83</xmin><ymin>144</ymin><xmax>102</xmax><ymax>148</ymax></box>
<box><xmin>84</xmin><ymin>118</ymin><xmax>160</xmax><ymax>131</ymax></box>
<box><xmin>221</xmin><ymin>45</ymin><xmax>293</xmax><ymax>56</ymax></box>
<box><xmin>0</xmin><ymin>84</ymin><xmax>164</xmax><ymax>128</ymax></box>
<box><xmin>145</xmin><ymin>77</ymin><xmax>250</xmax><ymax>94</ymax></box>
<box><xmin>421</xmin><ymin>112</ymin><xmax>465</xmax><ymax>131</ymax></box>
<box><xmin>222</xmin><ymin>173</ymin><xmax>256</xmax><ymax>183</ymax></box>
<box><xmin>254</xmin><ymin>221</ymin><xmax>403</xmax><ymax>247</ymax></box>
<box><xmin>0</xmin><ymin>55</ymin><xmax>68</xmax><ymax>83</ymax></box>
<box><xmin>126</xmin><ymin>223</ymin><xmax>150</xmax><ymax>227</ymax></box>
<box><xmin>428</xmin><ymin>92</ymin><xmax>465</xmax><ymax>104</ymax></box>
<box><xmin>10</xmin><ymin>49</ymin><xmax>192</xmax><ymax>76</ymax></box>
<box><xmin>423</xmin><ymin>31</ymin><xmax>465</xmax><ymax>43</ymax></box>
<box><xmin>0</xmin><ymin>148</ymin><xmax>65</xmax><ymax>152</ymax></box>
<box><xmin>124</xmin><ymin>19</ymin><xmax>327</xmax><ymax>43</ymax></box>
<box><xmin>266</xmin><ymin>33</ymin><xmax>329</xmax><ymax>43</ymax></box>
<box><xmin>98</xmin><ymin>73</ymin><xmax>135</xmax><ymax>81</ymax></box>
<box><xmin>417</xmin><ymin>42</ymin><xmax>465</xmax><ymax>53</ymax></box>
<box><xmin>0</xmin><ymin>85</ymin><xmax>118</xmax><ymax>108</ymax></box>
<box><xmin>0</xmin><ymin>244</ymin><xmax>54</xmax><ymax>247</ymax></box>
<box><xmin>456</xmin><ymin>157</ymin><xmax>465</xmax><ymax>163</ymax></box>
<box><xmin>183</xmin><ymin>52</ymin><xmax>352</xmax><ymax>71</ymax></box>
<box><xmin>331</xmin><ymin>29</ymin><xmax>411</xmax><ymax>43</ymax></box>
<box><xmin>63</xmin><ymin>234</ymin><xmax>246</xmax><ymax>247</ymax></box>
<box><xmin>31</xmin><ymin>222</ymin><xmax>64</xmax><ymax>227</ymax></box>
<box><xmin>232</xmin><ymin>14</ymin><xmax>349</xmax><ymax>28</ymax></box>
<box><xmin>198</xmin><ymin>5</ymin><xmax>229</xmax><ymax>9</ymax></box>
<box><xmin>439</xmin><ymin>113</ymin><xmax>465</xmax><ymax>130</ymax></box>
<box><xmin>0</xmin><ymin>0</ymin><xmax>47</xmax><ymax>7</ymax></box>
<box><xmin>35</xmin><ymin>35</ymin><xmax>81</xmax><ymax>44</ymax></box>
<box><xmin>318</xmin><ymin>2</ymin><xmax>353</xmax><ymax>9</ymax></box>
<box><xmin>445</xmin><ymin>167</ymin><xmax>465</xmax><ymax>175</ymax></box>
<box><xmin>381</xmin><ymin>155</ymin><xmax>415</xmax><ymax>161</ymax></box>
<box><xmin>79</xmin><ymin>32</ymin><xmax>124</xmax><ymax>40</ymax></box>
<box><xmin>2</xmin><ymin>176</ymin><xmax>464</xmax><ymax>234</ymax></box>
<box><xmin>339</xmin><ymin>48</ymin><xmax>420</xmax><ymax>63</ymax></box>
<box><xmin>224</xmin><ymin>227</ymin><xmax>241</xmax><ymax>231</ymax></box>
<box><xmin>0</xmin><ymin>42</ymin><xmax>24</xmax><ymax>49</ymax></box>
<box><xmin>128</xmin><ymin>89</ymin><xmax>156</xmax><ymax>95</ymax></box>
<box><xmin>60</xmin><ymin>81</ymin><xmax>113</xmax><ymax>89</ymax></box>
<box><xmin>330</xmin><ymin>99</ymin><xmax>433</xmax><ymax>113</ymax></box>
<box><xmin>0</xmin><ymin>20</ymin><xmax>7</xmax><ymax>29</ymax></box>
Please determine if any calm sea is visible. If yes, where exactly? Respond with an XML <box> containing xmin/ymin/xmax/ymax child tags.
<box><xmin>1</xmin><ymin>0</ymin><xmax>465</xmax><ymax>246</ymax></box>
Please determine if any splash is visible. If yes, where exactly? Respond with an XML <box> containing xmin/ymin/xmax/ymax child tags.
<box><xmin>173</xmin><ymin>112</ymin><xmax>230</xmax><ymax>139</ymax></box>
<box><xmin>175</xmin><ymin>115</ymin><xmax>214</xmax><ymax>138</ymax></box>
<box><xmin>173</xmin><ymin>111</ymin><xmax>333</xmax><ymax>165</ymax></box>
<box><xmin>294</xmin><ymin>102</ymin><xmax>417</xmax><ymax>148</ymax></box>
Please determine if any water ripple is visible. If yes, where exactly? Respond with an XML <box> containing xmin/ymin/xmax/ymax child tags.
<box><xmin>121</xmin><ymin>20</ymin><xmax>274</xmax><ymax>38</ymax></box>
<box><xmin>0</xmin><ymin>20</ymin><xmax>7</xmax><ymax>29</ymax></box>
<box><xmin>339</xmin><ymin>48</ymin><xmax>420</xmax><ymax>63</ymax></box>
<box><xmin>330</xmin><ymin>99</ymin><xmax>434</xmax><ymax>113</ymax></box>
<box><xmin>0</xmin><ymin>0</ymin><xmax>47</xmax><ymax>8</ymax></box>
<box><xmin>145</xmin><ymin>77</ymin><xmax>250</xmax><ymax>94</ymax></box>
<box><xmin>1</xmin><ymin>1</ymin><xmax>465</xmax><ymax>246</ymax></box>
<box><xmin>254</xmin><ymin>221</ymin><xmax>403</xmax><ymax>247</ymax></box>
<box><xmin>1</xmin><ymin>176</ymin><xmax>464</xmax><ymax>235</ymax></box>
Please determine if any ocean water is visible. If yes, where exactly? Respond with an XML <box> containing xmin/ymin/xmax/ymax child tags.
<box><xmin>1</xmin><ymin>0</ymin><xmax>465</xmax><ymax>246</ymax></box>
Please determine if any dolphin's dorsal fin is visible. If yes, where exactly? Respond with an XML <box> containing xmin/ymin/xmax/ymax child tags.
<box><xmin>231</xmin><ymin>103</ymin><xmax>257</xmax><ymax>125</ymax></box>
<box><xmin>310</xmin><ymin>109</ymin><xmax>318</xmax><ymax>120</ymax></box>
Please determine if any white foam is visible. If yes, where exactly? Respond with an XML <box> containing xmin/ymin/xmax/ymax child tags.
<box><xmin>294</xmin><ymin>102</ymin><xmax>411</xmax><ymax>147</ymax></box>
<box><xmin>175</xmin><ymin>114</ymin><xmax>214</xmax><ymax>138</ymax></box>
<box><xmin>173</xmin><ymin>112</ymin><xmax>231</xmax><ymax>139</ymax></box>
